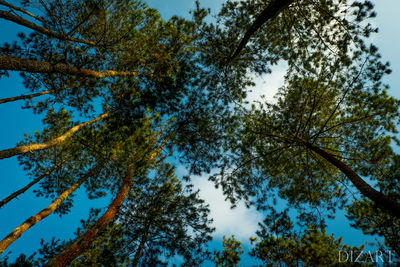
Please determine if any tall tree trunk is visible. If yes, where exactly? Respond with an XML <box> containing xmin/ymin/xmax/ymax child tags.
<box><xmin>0</xmin><ymin>56</ymin><xmax>139</xmax><ymax>78</ymax></box>
<box><xmin>0</xmin><ymin>112</ymin><xmax>108</xmax><ymax>160</ymax></box>
<box><xmin>302</xmin><ymin>140</ymin><xmax>400</xmax><ymax>219</ymax></box>
<box><xmin>46</xmin><ymin>137</ymin><xmax>169</xmax><ymax>267</ymax></box>
<box><xmin>229</xmin><ymin>0</ymin><xmax>294</xmax><ymax>60</ymax></box>
<box><xmin>0</xmin><ymin>10</ymin><xmax>94</xmax><ymax>46</ymax></box>
<box><xmin>0</xmin><ymin>1</ymin><xmax>44</xmax><ymax>22</ymax></box>
<box><xmin>131</xmin><ymin>224</ymin><xmax>150</xmax><ymax>267</ymax></box>
<box><xmin>0</xmin><ymin>163</ymin><xmax>61</xmax><ymax>208</ymax></box>
<box><xmin>46</xmin><ymin>165</ymin><xmax>134</xmax><ymax>267</ymax></box>
<box><xmin>0</xmin><ymin>90</ymin><xmax>53</xmax><ymax>105</ymax></box>
<box><xmin>0</xmin><ymin>166</ymin><xmax>98</xmax><ymax>255</ymax></box>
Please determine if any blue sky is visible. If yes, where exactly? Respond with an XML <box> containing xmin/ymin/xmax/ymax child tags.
<box><xmin>0</xmin><ymin>0</ymin><xmax>399</xmax><ymax>265</ymax></box>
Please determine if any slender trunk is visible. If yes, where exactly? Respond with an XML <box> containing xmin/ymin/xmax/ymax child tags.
<box><xmin>229</xmin><ymin>0</ymin><xmax>294</xmax><ymax>60</ymax></box>
<box><xmin>46</xmin><ymin>137</ymin><xmax>169</xmax><ymax>267</ymax></box>
<box><xmin>0</xmin><ymin>113</ymin><xmax>108</xmax><ymax>160</ymax></box>
<box><xmin>0</xmin><ymin>56</ymin><xmax>139</xmax><ymax>78</ymax></box>
<box><xmin>0</xmin><ymin>1</ymin><xmax>44</xmax><ymax>22</ymax></box>
<box><xmin>0</xmin><ymin>163</ymin><xmax>61</xmax><ymax>208</ymax></box>
<box><xmin>131</xmin><ymin>224</ymin><xmax>150</xmax><ymax>267</ymax></box>
<box><xmin>0</xmin><ymin>90</ymin><xmax>53</xmax><ymax>105</ymax></box>
<box><xmin>45</xmin><ymin>165</ymin><xmax>134</xmax><ymax>267</ymax></box>
<box><xmin>0</xmin><ymin>10</ymin><xmax>94</xmax><ymax>46</ymax></box>
<box><xmin>0</xmin><ymin>166</ymin><xmax>97</xmax><ymax>255</ymax></box>
<box><xmin>303</xmin><ymin>140</ymin><xmax>400</xmax><ymax>219</ymax></box>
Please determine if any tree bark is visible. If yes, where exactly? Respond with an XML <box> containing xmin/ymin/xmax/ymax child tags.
<box><xmin>46</xmin><ymin>137</ymin><xmax>169</xmax><ymax>267</ymax></box>
<box><xmin>0</xmin><ymin>163</ymin><xmax>61</xmax><ymax>208</ymax></box>
<box><xmin>0</xmin><ymin>90</ymin><xmax>53</xmax><ymax>105</ymax></box>
<box><xmin>45</xmin><ymin>165</ymin><xmax>134</xmax><ymax>267</ymax></box>
<box><xmin>0</xmin><ymin>112</ymin><xmax>108</xmax><ymax>160</ymax></box>
<box><xmin>302</xmin><ymin>140</ymin><xmax>400</xmax><ymax>219</ymax></box>
<box><xmin>0</xmin><ymin>55</ymin><xmax>139</xmax><ymax>78</ymax></box>
<box><xmin>0</xmin><ymin>1</ymin><xmax>44</xmax><ymax>22</ymax></box>
<box><xmin>0</xmin><ymin>10</ymin><xmax>94</xmax><ymax>46</ymax></box>
<box><xmin>0</xmin><ymin>166</ymin><xmax>98</xmax><ymax>255</ymax></box>
<box><xmin>229</xmin><ymin>0</ymin><xmax>294</xmax><ymax>60</ymax></box>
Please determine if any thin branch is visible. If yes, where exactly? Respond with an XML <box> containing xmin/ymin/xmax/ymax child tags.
<box><xmin>0</xmin><ymin>10</ymin><xmax>95</xmax><ymax>46</ymax></box>
<box><xmin>0</xmin><ymin>90</ymin><xmax>53</xmax><ymax>105</ymax></box>
<box><xmin>0</xmin><ymin>0</ymin><xmax>43</xmax><ymax>22</ymax></box>
<box><xmin>0</xmin><ymin>165</ymin><xmax>98</xmax><ymax>255</ymax></box>
<box><xmin>0</xmin><ymin>113</ymin><xmax>109</xmax><ymax>160</ymax></box>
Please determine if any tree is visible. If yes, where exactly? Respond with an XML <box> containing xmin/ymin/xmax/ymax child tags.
<box><xmin>346</xmin><ymin>155</ymin><xmax>400</xmax><ymax>256</ymax></box>
<box><xmin>250</xmin><ymin>208</ymin><xmax>367</xmax><ymax>266</ymax></box>
<box><xmin>214</xmin><ymin>235</ymin><xmax>244</xmax><ymax>267</ymax></box>
<box><xmin>117</xmin><ymin>162</ymin><xmax>214</xmax><ymax>266</ymax></box>
<box><xmin>1</xmin><ymin>0</ymin><xmax>399</xmax><ymax>264</ymax></box>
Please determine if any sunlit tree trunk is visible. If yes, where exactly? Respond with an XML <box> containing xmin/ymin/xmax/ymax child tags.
<box><xmin>0</xmin><ymin>56</ymin><xmax>139</xmax><ymax>78</ymax></box>
<box><xmin>0</xmin><ymin>166</ymin><xmax>98</xmax><ymax>255</ymax></box>
<box><xmin>0</xmin><ymin>163</ymin><xmax>61</xmax><ymax>208</ymax></box>
<box><xmin>0</xmin><ymin>113</ymin><xmax>108</xmax><ymax>160</ymax></box>
<box><xmin>0</xmin><ymin>90</ymin><xmax>53</xmax><ymax>105</ymax></box>
<box><xmin>0</xmin><ymin>1</ymin><xmax>44</xmax><ymax>22</ymax></box>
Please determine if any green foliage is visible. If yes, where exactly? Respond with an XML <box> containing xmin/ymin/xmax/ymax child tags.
<box><xmin>214</xmin><ymin>235</ymin><xmax>244</xmax><ymax>267</ymax></box>
<box><xmin>346</xmin><ymin>155</ymin><xmax>400</xmax><ymax>255</ymax></box>
<box><xmin>250</xmin><ymin>208</ymin><xmax>367</xmax><ymax>266</ymax></box>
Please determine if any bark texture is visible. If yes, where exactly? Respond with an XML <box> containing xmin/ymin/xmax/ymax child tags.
<box><xmin>0</xmin><ymin>163</ymin><xmax>61</xmax><ymax>208</ymax></box>
<box><xmin>0</xmin><ymin>10</ymin><xmax>94</xmax><ymax>45</ymax></box>
<box><xmin>0</xmin><ymin>90</ymin><xmax>53</xmax><ymax>105</ymax></box>
<box><xmin>303</xmin><ymin>140</ymin><xmax>400</xmax><ymax>219</ymax></box>
<box><xmin>0</xmin><ymin>166</ymin><xmax>98</xmax><ymax>255</ymax></box>
<box><xmin>0</xmin><ymin>113</ymin><xmax>108</xmax><ymax>160</ymax></box>
<box><xmin>230</xmin><ymin>0</ymin><xmax>294</xmax><ymax>60</ymax></box>
<box><xmin>0</xmin><ymin>56</ymin><xmax>139</xmax><ymax>78</ymax></box>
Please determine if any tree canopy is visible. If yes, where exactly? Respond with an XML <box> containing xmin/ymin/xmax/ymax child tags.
<box><xmin>0</xmin><ymin>0</ymin><xmax>399</xmax><ymax>265</ymax></box>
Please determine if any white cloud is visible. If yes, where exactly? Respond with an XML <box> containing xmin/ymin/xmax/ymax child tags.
<box><xmin>245</xmin><ymin>63</ymin><xmax>287</xmax><ymax>104</ymax></box>
<box><xmin>191</xmin><ymin>176</ymin><xmax>263</xmax><ymax>241</ymax></box>
<box><xmin>176</xmin><ymin>166</ymin><xmax>263</xmax><ymax>242</ymax></box>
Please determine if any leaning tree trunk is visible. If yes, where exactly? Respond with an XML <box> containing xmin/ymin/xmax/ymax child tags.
<box><xmin>0</xmin><ymin>166</ymin><xmax>98</xmax><ymax>255</ymax></box>
<box><xmin>0</xmin><ymin>90</ymin><xmax>53</xmax><ymax>105</ymax></box>
<box><xmin>229</xmin><ymin>0</ymin><xmax>294</xmax><ymax>60</ymax></box>
<box><xmin>45</xmin><ymin>137</ymin><xmax>169</xmax><ymax>267</ymax></box>
<box><xmin>0</xmin><ymin>56</ymin><xmax>139</xmax><ymax>78</ymax></box>
<box><xmin>0</xmin><ymin>10</ymin><xmax>94</xmax><ymax>46</ymax></box>
<box><xmin>0</xmin><ymin>163</ymin><xmax>61</xmax><ymax>208</ymax></box>
<box><xmin>0</xmin><ymin>112</ymin><xmax>108</xmax><ymax>160</ymax></box>
<box><xmin>303</xmin><ymin>140</ymin><xmax>400</xmax><ymax>219</ymax></box>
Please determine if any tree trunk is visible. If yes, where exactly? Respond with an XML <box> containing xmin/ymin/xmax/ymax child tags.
<box><xmin>0</xmin><ymin>112</ymin><xmax>108</xmax><ymax>160</ymax></box>
<box><xmin>0</xmin><ymin>55</ymin><xmax>139</xmax><ymax>78</ymax></box>
<box><xmin>0</xmin><ymin>163</ymin><xmax>61</xmax><ymax>208</ymax></box>
<box><xmin>45</xmin><ymin>165</ymin><xmax>134</xmax><ymax>267</ymax></box>
<box><xmin>229</xmin><ymin>0</ymin><xmax>294</xmax><ymax>60</ymax></box>
<box><xmin>0</xmin><ymin>1</ymin><xmax>44</xmax><ymax>22</ymax></box>
<box><xmin>303</xmin><ymin>140</ymin><xmax>400</xmax><ymax>219</ymax></box>
<box><xmin>131</xmin><ymin>224</ymin><xmax>150</xmax><ymax>267</ymax></box>
<box><xmin>0</xmin><ymin>10</ymin><xmax>94</xmax><ymax>46</ymax></box>
<box><xmin>0</xmin><ymin>90</ymin><xmax>53</xmax><ymax>105</ymax></box>
<box><xmin>0</xmin><ymin>166</ymin><xmax>98</xmax><ymax>255</ymax></box>
<box><xmin>45</xmin><ymin>137</ymin><xmax>169</xmax><ymax>267</ymax></box>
